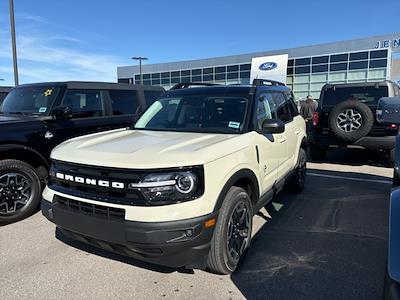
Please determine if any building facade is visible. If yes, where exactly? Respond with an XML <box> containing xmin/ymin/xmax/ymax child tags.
<box><xmin>117</xmin><ymin>33</ymin><xmax>400</xmax><ymax>100</ymax></box>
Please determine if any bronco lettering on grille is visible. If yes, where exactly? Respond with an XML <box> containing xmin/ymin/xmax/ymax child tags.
<box><xmin>55</xmin><ymin>172</ymin><xmax>125</xmax><ymax>189</ymax></box>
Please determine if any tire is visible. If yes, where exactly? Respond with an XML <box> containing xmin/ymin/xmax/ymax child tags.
<box><xmin>0</xmin><ymin>159</ymin><xmax>42</xmax><ymax>225</ymax></box>
<box><xmin>289</xmin><ymin>148</ymin><xmax>307</xmax><ymax>192</ymax></box>
<box><xmin>207</xmin><ymin>186</ymin><xmax>252</xmax><ymax>274</ymax></box>
<box><xmin>328</xmin><ymin>100</ymin><xmax>374</xmax><ymax>142</ymax></box>
<box><xmin>309</xmin><ymin>145</ymin><xmax>327</xmax><ymax>161</ymax></box>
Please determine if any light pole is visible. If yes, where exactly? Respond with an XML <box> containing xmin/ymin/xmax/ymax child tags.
<box><xmin>132</xmin><ymin>56</ymin><xmax>148</xmax><ymax>84</ymax></box>
<box><xmin>9</xmin><ymin>0</ymin><xmax>19</xmax><ymax>86</ymax></box>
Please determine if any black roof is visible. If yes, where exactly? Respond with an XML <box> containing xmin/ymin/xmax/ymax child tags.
<box><xmin>165</xmin><ymin>83</ymin><xmax>290</xmax><ymax>96</ymax></box>
<box><xmin>16</xmin><ymin>81</ymin><xmax>165</xmax><ymax>91</ymax></box>
<box><xmin>322</xmin><ymin>80</ymin><xmax>396</xmax><ymax>90</ymax></box>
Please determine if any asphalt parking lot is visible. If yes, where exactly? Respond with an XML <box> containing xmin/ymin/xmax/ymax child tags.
<box><xmin>0</xmin><ymin>149</ymin><xmax>394</xmax><ymax>300</ymax></box>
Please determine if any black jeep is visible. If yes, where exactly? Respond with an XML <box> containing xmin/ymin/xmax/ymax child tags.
<box><xmin>309</xmin><ymin>81</ymin><xmax>400</xmax><ymax>161</ymax></box>
<box><xmin>0</xmin><ymin>81</ymin><xmax>164</xmax><ymax>224</ymax></box>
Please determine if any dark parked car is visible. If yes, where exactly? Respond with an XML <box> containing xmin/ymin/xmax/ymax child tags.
<box><xmin>309</xmin><ymin>81</ymin><xmax>400</xmax><ymax>161</ymax></box>
<box><xmin>0</xmin><ymin>81</ymin><xmax>164</xmax><ymax>224</ymax></box>
<box><xmin>376</xmin><ymin>96</ymin><xmax>400</xmax><ymax>300</ymax></box>
<box><xmin>0</xmin><ymin>86</ymin><xmax>12</xmax><ymax>106</ymax></box>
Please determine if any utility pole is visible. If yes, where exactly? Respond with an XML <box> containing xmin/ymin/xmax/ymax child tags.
<box><xmin>9</xmin><ymin>0</ymin><xmax>19</xmax><ymax>86</ymax></box>
<box><xmin>132</xmin><ymin>57</ymin><xmax>148</xmax><ymax>84</ymax></box>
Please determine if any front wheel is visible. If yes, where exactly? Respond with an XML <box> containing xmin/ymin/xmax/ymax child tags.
<box><xmin>207</xmin><ymin>186</ymin><xmax>252</xmax><ymax>274</ymax></box>
<box><xmin>0</xmin><ymin>160</ymin><xmax>42</xmax><ymax>225</ymax></box>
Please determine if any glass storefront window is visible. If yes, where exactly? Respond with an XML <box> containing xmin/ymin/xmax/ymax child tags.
<box><xmin>311</xmin><ymin>73</ymin><xmax>328</xmax><ymax>82</ymax></box>
<box><xmin>312</xmin><ymin>56</ymin><xmax>329</xmax><ymax>64</ymax></box>
<box><xmin>312</xmin><ymin>65</ymin><xmax>328</xmax><ymax>73</ymax></box>
<box><xmin>329</xmin><ymin>72</ymin><xmax>346</xmax><ymax>82</ymax></box>
<box><xmin>368</xmin><ymin>69</ymin><xmax>386</xmax><ymax>79</ymax></box>
<box><xmin>227</xmin><ymin>65</ymin><xmax>239</xmax><ymax>72</ymax></box>
<box><xmin>350</xmin><ymin>52</ymin><xmax>368</xmax><ymax>61</ymax></box>
<box><xmin>370</xmin><ymin>50</ymin><xmax>388</xmax><ymax>59</ymax></box>
<box><xmin>369</xmin><ymin>59</ymin><xmax>387</xmax><ymax>69</ymax></box>
<box><xmin>295</xmin><ymin>66</ymin><xmax>310</xmax><ymax>74</ymax></box>
<box><xmin>330</xmin><ymin>53</ymin><xmax>348</xmax><ymax>63</ymax></box>
<box><xmin>348</xmin><ymin>70</ymin><xmax>367</xmax><ymax>81</ymax></box>
<box><xmin>295</xmin><ymin>58</ymin><xmax>311</xmax><ymax>66</ymax></box>
<box><xmin>349</xmin><ymin>61</ymin><xmax>368</xmax><ymax>70</ymax></box>
<box><xmin>330</xmin><ymin>63</ymin><xmax>348</xmax><ymax>71</ymax></box>
<box><xmin>294</xmin><ymin>74</ymin><xmax>310</xmax><ymax>84</ymax></box>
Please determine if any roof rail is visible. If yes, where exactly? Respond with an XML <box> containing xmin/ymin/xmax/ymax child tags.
<box><xmin>252</xmin><ymin>79</ymin><xmax>286</xmax><ymax>87</ymax></box>
<box><xmin>170</xmin><ymin>82</ymin><xmax>220</xmax><ymax>90</ymax></box>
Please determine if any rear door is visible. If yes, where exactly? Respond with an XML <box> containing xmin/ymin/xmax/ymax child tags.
<box><xmin>108</xmin><ymin>89</ymin><xmax>143</xmax><ymax>128</ymax></box>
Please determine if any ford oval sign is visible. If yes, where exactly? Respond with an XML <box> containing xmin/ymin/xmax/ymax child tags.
<box><xmin>259</xmin><ymin>62</ymin><xmax>277</xmax><ymax>71</ymax></box>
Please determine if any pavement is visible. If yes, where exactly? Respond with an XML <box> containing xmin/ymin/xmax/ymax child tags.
<box><xmin>0</xmin><ymin>149</ymin><xmax>393</xmax><ymax>300</ymax></box>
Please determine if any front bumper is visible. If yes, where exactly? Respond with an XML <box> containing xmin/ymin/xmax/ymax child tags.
<box><xmin>41</xmin><ymin>198</ymin><xmax>217</xmax><ymax>269</ymax></box>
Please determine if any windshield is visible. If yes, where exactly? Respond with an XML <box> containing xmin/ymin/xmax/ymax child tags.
<box><xmin>322</xmin><ymin>86</ymin><xmax>388</xmax><ymax>107</ymax></box>
<box><xmin>1</xmin><ymin>86</ymin><xmax>61</xmax><ymax>115</ymax></box>
<box><xmin>135</xmin><ymin>93</ymin><xmax>249</xmax><ymax>133</ymax></box>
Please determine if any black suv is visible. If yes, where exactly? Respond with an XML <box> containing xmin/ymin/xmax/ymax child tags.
<box><xmin>309</xmin><ymin>81</ymin><xmax>400</xmax><ymax>161</ymax></box>
<box><xmin>0</xmin><ymin>81</ymin><xmax>164</xmax><ymax>224</ymax></box>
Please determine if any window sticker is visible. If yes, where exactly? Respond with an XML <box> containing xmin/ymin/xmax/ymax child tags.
<box><xmin>44</xmin><ymin>88</ymin><xmax>53</xmax><ymax>97</ymax></box>
<box><xmin>39</xmin><ymin>107</ymin><xmax>47</xmax><ymax>113</ymax></box>
<box><xmin>228</xmin><ymin>121</ymin><xmax>240</xmax><ymax>129</ymax></box>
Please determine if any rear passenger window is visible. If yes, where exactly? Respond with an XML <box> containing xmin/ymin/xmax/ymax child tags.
<box><xmin>273</xmin><ymin>93</ymin><xmax>292</xmax><ymax>123</ymax></box>
<box><xmin>109</xmin><ymin>90</ymin><xmax>139</xmax><ymax>115</ymax></box>
<box><xmin>63</xmin><ymin>90</ymin><xmax>105</xmax><ymax>118</ymax></box>
<box><xmin>256</xmin><ymin>93</ymin><xmax>276</xmax><ymax>130</ymax></box>
<box><xmin>144</xmin><ymin>90</ymin><xmax>163</xmax><ymax>107</ymax></box>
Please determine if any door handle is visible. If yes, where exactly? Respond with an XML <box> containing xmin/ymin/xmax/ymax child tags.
<box><xmin>278</xmin><ymin>138</ymin><xmax>286</xmax><ymax>144</ymax></box>
<box><xmin>295</xmin><ymin>130</ymin><xmax>301</xmax><ymax>135</ymax></box>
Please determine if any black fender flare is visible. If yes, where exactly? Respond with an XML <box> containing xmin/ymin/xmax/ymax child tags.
<box><xmin>0</xmin><ymin>144</ymin><xmax>50</xmax><ymax>169</ymax></box>
<box><xmin>213</xmin><ymin>168</ymin><xmax>260</xmax><ymax>212</ymax></box>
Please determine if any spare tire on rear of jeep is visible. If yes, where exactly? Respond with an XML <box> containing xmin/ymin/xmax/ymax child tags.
<box><xmin>328</xmin><ymin>100</ymin><xmax>374</xmax><ymax>142</ymax></box>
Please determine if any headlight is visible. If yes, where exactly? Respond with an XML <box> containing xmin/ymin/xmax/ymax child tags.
<box><xmin>129</xmin><ymin>170</ymin><xmax>203</xmax><ymax>204</ymax></box>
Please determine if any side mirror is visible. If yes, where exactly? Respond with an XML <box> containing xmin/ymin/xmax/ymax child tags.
<box><xmin>260</xmin><ymin>119</ymin><xmax>285</xmax><ymax>134</ymax></box>
<box><xmin>376</xmin><ymin>97</ymin><xmax>400</xmax><ymax>124</ymax></box>
<box><xmin>52</xmin><ymin>106</ymin><xmax>72</xmax><ymax>120</ymax></box>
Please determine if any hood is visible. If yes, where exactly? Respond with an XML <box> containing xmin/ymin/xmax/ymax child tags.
<box><xmin>51</xmin><ymin>129</ymin><xmax>251</xmax><ymax>169</ymax></box>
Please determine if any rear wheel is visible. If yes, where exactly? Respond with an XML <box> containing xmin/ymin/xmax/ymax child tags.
<box><xmin>0</xmin><ymin>160</ymin><xmax>42</xmax><ymax>225</ymax></box>
<box><xmin>207</xmin><ymin>186</ymin><xmax>252</xmax><ymax>274</ymax></box>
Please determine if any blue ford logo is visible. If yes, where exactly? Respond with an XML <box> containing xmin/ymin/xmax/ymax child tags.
<box><xmin>259</xmin><ymin>62</ymin><xmax>277</xmax><ymax>71</ymax></box>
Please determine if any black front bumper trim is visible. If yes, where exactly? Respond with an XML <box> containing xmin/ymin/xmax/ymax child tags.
<box><xmin>41</xmin><ymin>199</ymin><xmax>217</xmax><ymax>269</ymax></box>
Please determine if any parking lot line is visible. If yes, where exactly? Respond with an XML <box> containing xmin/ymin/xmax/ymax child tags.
<box><xmin>307</xmin><ymin>172</ymin><xmax>393</xmax><ymax>185</ymax></box>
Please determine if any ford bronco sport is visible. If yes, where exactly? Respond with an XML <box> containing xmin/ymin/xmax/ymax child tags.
<box><xmin>41</xmin><ymin>80</ymin><xmax>307</xmax><ymax>274</ymax></box>
<box><xmin>309</xmin><ymin>81</ymin><xmax>400</xmax><ymax>161</ymax></box>
<box><xmin>0</xmin><ymin>82</ymin><xmax>164</xmax><ymax>224</ymax></box>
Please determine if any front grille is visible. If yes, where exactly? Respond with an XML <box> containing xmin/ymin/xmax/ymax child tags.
<box><xmin>49</xmin><ymin>161</ymin><xmax>146</xmax><ymax>206</ymax></box>
<box><xmin>55</xmin><ymin>195</ymin><xmax>125</xmax><ymax>221</ymax></box>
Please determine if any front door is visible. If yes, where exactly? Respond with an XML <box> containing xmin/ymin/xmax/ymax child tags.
<box><xmin>254</xmin><ymin>92</ymin><xmax>287</xmax><ymax>193</ymax></box>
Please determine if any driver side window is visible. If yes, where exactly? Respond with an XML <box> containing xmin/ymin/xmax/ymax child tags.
<box><xmin>256</xmin><ymin>93</ymin><xmax>277</xmax><ymax>130</ymax></box>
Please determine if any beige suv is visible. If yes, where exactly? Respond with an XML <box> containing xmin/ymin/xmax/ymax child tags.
<box><xmin>41</xmin><ymin>80</ymin><xmax>307</xmax><ymax>274</ymax></box>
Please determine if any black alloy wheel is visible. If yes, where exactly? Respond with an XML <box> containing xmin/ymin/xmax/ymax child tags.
<box><xmin>0</xmin><ymin>160</ymin><xmax>42</xmax><ymax>225</ymax></box>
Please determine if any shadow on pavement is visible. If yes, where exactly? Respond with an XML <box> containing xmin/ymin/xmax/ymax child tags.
<box><xmin>231</xmin><ymin>169</ymin><xmax>391</xmax><ymax>300</ymax></box>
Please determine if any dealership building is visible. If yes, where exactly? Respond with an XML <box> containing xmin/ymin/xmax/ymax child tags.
<box><xmin>117</xmin><ymin>33</ymin><xmax>400</xmax><ymax>100</ymax></box>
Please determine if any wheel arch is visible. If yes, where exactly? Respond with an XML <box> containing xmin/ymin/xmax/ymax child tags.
<box><xmin>213</xmin><ymin>169</ymin><xmax>260</xmax><ymax>212</ymax></box>
<box><xmin>0</xmin><ymin>144</ymin><xmax>49</xmax><ymax>179</ymax></box>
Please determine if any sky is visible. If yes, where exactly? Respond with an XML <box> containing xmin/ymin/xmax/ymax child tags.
<box><xmin>0</xmin><ymin>0</ymin><xmax>399</xmax><ymax>86</ymax></box>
